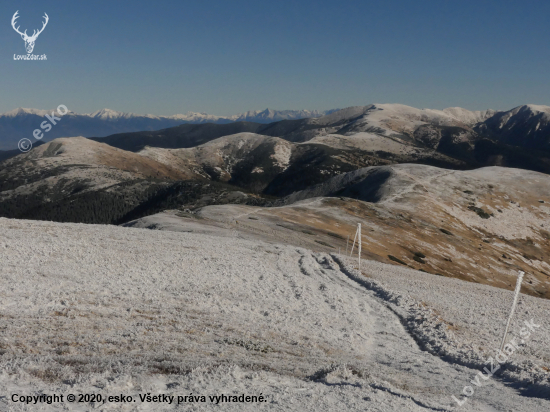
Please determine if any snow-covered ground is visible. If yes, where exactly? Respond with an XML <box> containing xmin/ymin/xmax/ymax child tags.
<box><xmin>0</xmin><ymin>218</ymin><xmax>548</xmax><ymax>411</ymax></box>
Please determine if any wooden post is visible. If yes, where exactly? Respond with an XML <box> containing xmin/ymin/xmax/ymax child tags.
<box><xmin>345</xmin><ymin>234</ymin><xmax>350</xmax><ymax>255</ymax></box>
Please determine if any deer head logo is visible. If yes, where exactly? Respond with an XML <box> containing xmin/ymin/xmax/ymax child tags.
<box><xmin>11</xmin><ymin>11</ymin><xmax>49</xmax><ymax>54</ymax></box>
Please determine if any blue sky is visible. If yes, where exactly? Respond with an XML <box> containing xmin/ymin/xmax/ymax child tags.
<box><xmin>1</xmin><ymin>0</ymin><xmax>549</xmax><ymax>115</ymax></box>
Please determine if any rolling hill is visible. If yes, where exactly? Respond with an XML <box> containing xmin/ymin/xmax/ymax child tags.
<box><xmin>126</xmin><ymin>163</ymin><xmax>550</xmax><ymax>299</ymax></box>
<box><xmin>0</xmin><ymin>133</ymin><xmax>464</xmax><ymax>224</ymax></box>
<box><xmin>92</xmin><ymin>104</ymin><xmax>550</xmax><ymax>175</ymax></box>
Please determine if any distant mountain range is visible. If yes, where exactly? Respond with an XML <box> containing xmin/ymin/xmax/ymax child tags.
<box><xmin>0</xmin><ymin>107</ymin><xmax>338</xmax><ymax>150</ymax></box>
<box><xmin>88</xmin><ymin>104</ymin><xmax>550</xmax><ymax>172</ymax></box>
<box><xmin>2</xmin><ymin>103</ymin><xmax>550</xmax><ymax>153</ymax></box>
<box><xmin>1</xmin><ymin>103</ymin><xmax>550</xmax><ymax>227</ymax></box>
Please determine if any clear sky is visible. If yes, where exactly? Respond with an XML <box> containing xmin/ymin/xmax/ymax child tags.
<box><xmin>1</xmin><ymin>0</ymin><xmax>549</xmax><ymax>116</ymax></box>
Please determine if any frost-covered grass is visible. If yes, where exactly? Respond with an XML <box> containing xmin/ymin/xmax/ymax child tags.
<box><xmin>0</xmin><ymin>218</ymin><xmax>549</xmax><ymax>411</ymax></box>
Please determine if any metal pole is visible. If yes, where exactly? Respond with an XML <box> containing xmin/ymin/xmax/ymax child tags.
<box><xmin>345</xmin><ymin>234</ymin><xmax>350</xmax><ymax>255</ymax></box>
<box><xmin>358</xmin><ymin>223</ymin><xmax>361</xmax><ymax>270</ymax></box>
<box><xmin>349</xmin><ymin>227</ymin><xmax>358</xmax><ymax>257</ymax></box>
<box><xmin>499</xmin><ymin>271</ymin><xmax>525</xmax><ymax>352</ymax></box>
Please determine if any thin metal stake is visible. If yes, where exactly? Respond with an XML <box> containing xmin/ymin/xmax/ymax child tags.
<box><xmin>358</xmin><ymin>223</ymin><xmax>361</xmax><ymax>270</ymax></box>
<box><xmin>349</xmin><ymin>227</ymin><xmax>358</xmax><ymax>257</ymax></box>
<box><xmin>500</xmin><ymin>271</ymin><xmax>525</xmax><ymax>352</ymax></box>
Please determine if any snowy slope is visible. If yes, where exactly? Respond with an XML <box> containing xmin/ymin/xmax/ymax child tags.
<box><xmin>335</xmin><ymin>104</ymin><xmax>493</xmax><ymax>137</ymax></box>
<box><xmin>478</xmin><ymin>104</ymin><xmax>550</xmax><ymax>149</ymax></box>
<box><xmin>0</xmin><ymin>218</ymin><xmax>548</xmax><ymax>411</ymax></box>
<box><xmin>138</xmin><ymin>133</ymin><xmax>294</xmax><ymax>183</ymax></box>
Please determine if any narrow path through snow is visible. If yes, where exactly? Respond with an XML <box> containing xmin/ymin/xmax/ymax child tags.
<box><xmin>329</xmin><ymin>255</ymin><xmax>549</xmax><ymax>411</ymax></box>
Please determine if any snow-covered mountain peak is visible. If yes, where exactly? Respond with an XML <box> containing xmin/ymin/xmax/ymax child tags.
<box><xmin>3</xmin><ymin>107</ymin><xmax>51</xmax><ymax>117</ymax></box>
<box><xmin>166</xmin><ymin>112</ymin><xmax>223</xmax><ymax>122</ymax></box>
<box><xmin>518</xmin><ymin>104</ymin><xmax>550</xmax><ymax>115</ymax></box>
<box><xmin>494</xmin><ymin>104</ymin><xmax>550</xmax><ymax>127</ymax></box>
<box><xmin>88</xmin><ymin>108</ymin><xmax>129</xmax><ymax>120</ymax></box>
